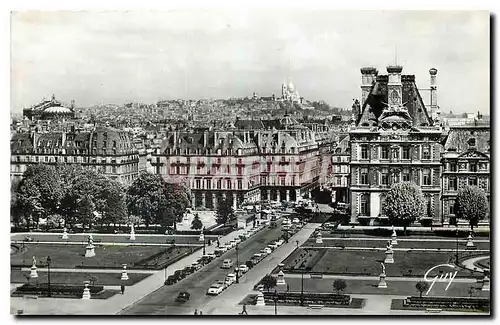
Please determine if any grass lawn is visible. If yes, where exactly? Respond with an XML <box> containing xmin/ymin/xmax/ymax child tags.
<box><xmin>11</xmin><ymin>244</ymin><xmax>195</xmax><ymax>269</ymax></box>
<box><xmin>284</xmin><ymin>278</ymin><xmax>490</xmax><ymax>298</ymax></box>
<box><xmin>319</xmin><ymin>231</ymin><xmax>490</xmax><ymax>239</ymax></box>
<box><xmin>282</xmin><ymin>248</ymin><xmax>486</xmax><ymax>277</ymax></box>
<box><xmin>304</xmin><ymin>238</ymin><xmax>491</xmax><ymax>251</ymax></box>
<box><xmin>10</xmin><ymin>271</ymin><xmax>151</xmax><ymax>286</ymax></box>
<box><xmin>11</xmin><ymin>233</ymin><xmax>214</xmax><ymax>245</ymax></box>
<box><xmin>12</xmin><ymin>288</ymin><xmax>120</xmax><ymax>300</ymax></box>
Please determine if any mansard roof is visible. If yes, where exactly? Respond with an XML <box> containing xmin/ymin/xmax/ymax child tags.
<box><xmin>356</xmin><ymin>74</ymin><xmax>433</xmax><ymax>128</ymax></box>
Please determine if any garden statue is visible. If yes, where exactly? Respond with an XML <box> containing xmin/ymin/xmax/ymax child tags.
<box><xmin>380</xmin><ymin>262</ymin><xmax>386</xmax><ymax>275</ymax></box>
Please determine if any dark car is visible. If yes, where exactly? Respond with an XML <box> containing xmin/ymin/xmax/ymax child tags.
<box><xmin>175</xmin><ymin>291</ymin><xmax>191</xmax><ymax>302</ymax></box>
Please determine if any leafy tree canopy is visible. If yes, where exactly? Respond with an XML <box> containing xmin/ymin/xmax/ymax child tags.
<box><xmin>455</xmin><ymin>186</ymin><xmax>489</xmax><ymax>230</ymax></box>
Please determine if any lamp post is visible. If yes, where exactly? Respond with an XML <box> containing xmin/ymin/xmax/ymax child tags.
<box><xmin>203</xmin><ymin>237</ymin><xmax>206</xmax><ymax>255</ymax></box>
<box><xmin>274</xmin><ymin>289</ymin><xmax>278</xmax><ymax>315</ymax></box>
<box><xmin>300</xmin><ymin>265</ymin><xmax>304</xmax><ymax>306</ymax></box>
<box><xmin>236</xmin><ymin>244</ymin><xmax>240</xmax><ymax>283</ymax></box>
<box><xmin>46</xmin><ymin>256</ymin><xmax>52</xmax><ymax>298</ymax></box>
<box><xmin>455</xmin><ymin>226</ymin><xmax>459</xmax><ymax>265</ymax></box>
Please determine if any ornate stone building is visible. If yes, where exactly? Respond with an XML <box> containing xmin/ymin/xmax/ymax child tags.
<box><xmin>330</xmin><ymin>134</ymin><xmax>351</xmax><ymax>204</ymax></box>
<box><xmin>349</xmin><ymin>65</ymin><xmax>444</xmax><ymax>225</ymax></box>
<box><xmin>440</xmin><ymin>124</ymin><xmax>491</xmax><ymax>225</ymax></box>
<box><xmin>23</xmin><ymin>94</ymin><xmax>76</xmax><ymax>121</ymax></box>
<box><xmin>10</xmin><ymin>126</ymin><xmax>145</xmax><ymax>185</ymax></box>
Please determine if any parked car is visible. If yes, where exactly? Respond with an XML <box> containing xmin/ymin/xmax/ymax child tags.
<box><xmin>251</xmin><ymin>253</ymin><xmax>263</xmax><ymax>264</ymax></box>
<box><xmin>224</xmin><ymin>273</ymin><xmax>237</xmax><ymax>286</ymax></box>
<box><xmin>175</xmin><ymin>291</ymin><xmax>190</xmax><ymax>302</ymax></box>
<box><xmin>207</xmin><ymin>282</ymin><xmax>225</xmax><ymax>295</ymax></box>
<box><xmin>260</xmin><ymin>249</ymin><xmax>269</xmax><ymax>257</ymax></box>
<box><xmin>225</xmin><ymin>242</ymin><xmax>233</xmax><ymax>249</ymax></box>
<box><xmin>238</xmin><ymin>264</ymin><xmax>249</xmax><ymax>273</ymax></box>
<box><xmin>276</xmin><ymin>239</ymin><xmax>284</xmax><ymax>246</ymax></box>
<box><xmin>191</xmin><ymin>262</ymin><xmax>202</xmax><ymax>271</ymax></box>
<box><xmin>263</xmin><ymin>247</ymin><xmax>272</xmax><ymax>254</ymax></box>
<box><xmin>165</xmin><ymin>275</ymin><xmax>178</xmax><ymax>285</ymax></box>
<box><xmin>292</xmin><ymin>218</ymin><xmax>300</xmax><ymax>224</ymax></box>
<box><xmin>214</xmin><ymin>248</ymin><xmax>225</xmax><ymax>257</ymax></box>
<box><xmin>234</xmin><ymin>237</ymin><xmax>242</xmax><ymax>244</ymax></box>
<box><xmin>221</xmin><ymin>259</ymin><xmax>234</xmax><ymax>269</ymax></box>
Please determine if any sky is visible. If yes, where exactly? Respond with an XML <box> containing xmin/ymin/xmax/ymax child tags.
<box><xmin>10</xmin><ymin>10</ymin><xmax>490</xmax><ymax>114</ymax></box>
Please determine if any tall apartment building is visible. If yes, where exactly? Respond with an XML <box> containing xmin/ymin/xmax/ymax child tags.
<box><xmin>349</xmin><ymin>65</ymin><xmax>444</xmax><ymax>225</ymax></box>
<box><xmin>151</xmin><ymin>116</ymin><xmax>326</xmax><ymax>209</ymax></box>
<box><xmin>10</xmin><ymin>126</ymin><xmax>145</xmax><ymax>186</ymax></box>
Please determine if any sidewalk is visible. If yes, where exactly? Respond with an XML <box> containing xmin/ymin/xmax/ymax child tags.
<box><xmin>280</xmin><ymin>273</ymin><xmax>479</xmax><ymax>283</ymax></box>
<box><xmin>301</xmin><ymin>246</ymin><xmax>490</xmax><ymax>253</ymax></box>
<box><xmin>198</xmin><ymin>223</ymin><xmax>321</xmax><ymax>315</ymax></box>
<box><xmin>19</xmin><ymin>267</ymin><xmax>157</xmax><ymax>274</ymax></box>
<box><xmin>11</xmin><ymin>223</ymin><xmax>257</xmax><ymax>315</ymax></box>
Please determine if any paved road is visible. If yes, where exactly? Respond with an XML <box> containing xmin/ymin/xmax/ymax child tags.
<box><xmin>120</xmin><ymin>221</ymin><xmax>287</xmax><ymax>315</ymax></box>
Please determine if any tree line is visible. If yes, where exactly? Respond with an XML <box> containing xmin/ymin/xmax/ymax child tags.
<box><xmin>11</xmin><ymin>165</ymin><xmax>190</xmax><ymax>232</ymax></box>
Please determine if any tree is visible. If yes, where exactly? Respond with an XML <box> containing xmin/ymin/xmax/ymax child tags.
<box><xmin>16</xmin><ymin>165</ymin><xmax>63</xmax><ymax>229</ymax></box>
<box><xmin>332</xmin><ymin>279</ymin><xmax>347</xmax><ymax>295</ymax></box>
<box><xmin>382</xmin><ymin>181</ymin><xmax>426</xmax><ymax>235</ymax></box>
<box><xmin>415</xmin><ymin>281</ymin><xmax>430</xmax><ymax>298</ymax></box>
<box><xmin>126</xmin><ymin>172</ymin><xmax>168</xmax><ymax>227</ymax></box>
<box><xmin>216</xmin><ymin>196</ymin><xmax>235</xmax><ymax>225</ymax></box>
<box><xmin>261</xmin><ymin>274</ymin><xmax>277</xmax><ymax>292</ymax></box>
<box><xmin>455</xmin><ymin>186</ymin><xmax>489</xmax><ymax>231</ymax></box>
<box><xmin>191</xmin><ymin>214</ymin><xmax>203</xmax><ymax>230</ymax></box>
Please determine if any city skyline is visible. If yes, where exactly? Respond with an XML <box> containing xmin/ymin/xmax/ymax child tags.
<box><xmin>11</xmin><ymin>11</ymin><xmax>489</xmax><ymax>114</ymax></box>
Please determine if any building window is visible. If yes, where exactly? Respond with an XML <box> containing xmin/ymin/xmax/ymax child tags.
<box><xmin>449</xmin><ymin>199</ymin><xmax>456</xmax><ymax>215</ymax></box>
<box><xmin>449</xmin><ymin>162</ymin><xmax>457</xmax><ymax>172</ymax></box>
<box><xmin>469</xmin><ymin>163</ymin><xmax>477</xmax><ymax>172</ymax></box>
<box><xmin>336</xmin><ymin>176</ymin><xmax>342</xmax><ymax>186</ymax></box>
<box><xmin>381</xmin><ymin>168</ymin><xmax>389</xmax><ymax>185</ymax></box>
<box><xmin>217</xmin><ymin>179</ymin><xmax>221</xmax><ymax>189</ymax></box>
<box><xmin>449</xmin><ymin>177</ymin><xmax>457</xmax><ymax>191</ymax></box>
<box><xmin>206</xmin><ymin>179</ymin><xmax>211</xmax><ymax>189</ymax></box>
<box><xmin>361</xmin><ymin>145</ymin><xmax>368</xmax><ymax>159</ymax></box>
<box><xmin>423</xmin><ymin>168</ymin><xmax>431</xmax><ymax>185</ymax></box>
<box><xmin>291</xmin><ymin>177</ymin><xmax>295</xmax><ymax>186</ymax></box>
<box><xmin>422</xmin><ymin>145</ymin><xmax>431</xmax><ymax>160</ymax></box>
<box><xmin>360</xmin><ymin>168</ymin><xmax>369</xmax><ymax>185</ymax></box>
<box><xmin>280</xmin><ymin>177</ymin><xmax>285</xmax><ymax>186</ymax></box>
<box><xmin>238</xmin><ymin>179</ymin><xmax>242</xmax><ymax>190</ymax></box>
<box><xmin>381</xmin><ymin>146</ymin><xmax>389</xmax><ymax>159</ymax></box>
<box><xmin>469</xmin><ymin>177</ymin><xmax>478</xmax><ymax>186</ymax></box>
<box><xmin>360</xmin><ymin>194</ymin><xmax>369</xmax><ymax>216</ymax></box>
<box><xmin>196</xmin><ymin>179</ymin><xmax>201</xmax><ymax>189</ymax></box>
<box><xmin>402</xmin><ymin>168</ymin><xmax>410</xmax><ymax>182</ymax></box>
<box><xmin>227</xmin><ymin>180</ymin><xmax>232</xmax><ymax>189</ymax></box>
<box><xmin>402</xmin><ymin>146</ymin><xmax>410</xmax><ymax>160</ymax></box>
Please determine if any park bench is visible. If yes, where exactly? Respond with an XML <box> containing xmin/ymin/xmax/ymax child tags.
<box><xmin>23</xmin><ymin>295</ymin><xmax>38</xmax><ymax>299</ymax></box>
<box><xmin>310</xmin><ymin>273</ymin><xmax>323</xmax><ymax>279</ymax></box>
<box><xmin>426</xmin><ymin>308</ymin><xmax>442</xmax><ymax>313</ymax></box>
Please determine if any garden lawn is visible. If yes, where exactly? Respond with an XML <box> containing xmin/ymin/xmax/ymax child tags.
<box><xmin>284</xmin><ymin>278</ymin><xmax>490</xmax><ymax>299</ymax></box>
<box><xmin>283</xmin><ymin>248</ymin><xmax>486</xmax><ymax>277</ymax></box>
<box><xmin>11</xmin><ymin>234</ymin><xmax>215</xmax><ymax>245</ymax></box>
<box><xmin>10</xmin><ymin>244</ymin><xmax>194</xmax><ymax>269</ymax></box>
<box><xmin>10</xmin><ymin>271</ymin><xmax>151</xmax><ymax>286</ymax></box>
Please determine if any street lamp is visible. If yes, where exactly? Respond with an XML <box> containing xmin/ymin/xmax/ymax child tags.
<box><xmin>300</xmin><ymin>265</ymin><xmax>305</xmax><ymax>306</ymax></box>
<box><xmin>274</xmin><ymin>289</ymin><xmax>278</xmax><ymax>315</ymax></box>
<box><xmin>455</xmin><ymin>226</ymin><xmax>459</xmax><ymax>265</ymax></box>
<box><xmin>46</xmin><ymin>256</ymin><xmax>52</xmax><ymax>298</ymax></box>
<box><xmin>236</xmin><ymin>244</ymin><xmax>240</xmax><ymax>283</ymax></box>
<box><xmin>203</xmin><ymin>237</ymin><xmax>206</xmax><ymax>256</ymax></box>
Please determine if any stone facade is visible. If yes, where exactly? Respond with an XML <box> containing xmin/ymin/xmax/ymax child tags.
<box><xmin>10</xmin><ymin>126</ymin><xmax>144</xmax><ymax>186</ymax></box>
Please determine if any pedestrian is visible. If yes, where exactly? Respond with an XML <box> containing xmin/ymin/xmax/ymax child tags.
<box><xmin>194</xmin><ymin>309</ymin><xmax>198</xmax><ymax>315</ymax></box>
<box><xmin>121</xmin><ymin>285</ymin><xmax>125</xmax><ymax>295</ymax></box>
<box><xmin>199</xmin><ymin>311</ymin><xmax>203</xmax><ymax>315</ymax></box>
<box><xmin>241</xmin><ymin>304</ymin><xmax>248</xmax><ymax>315</ymax></box>
<box><xmin>286</xmin><ymin>283</ymin><xmax>290</xmax><ymax>292</ymax></box>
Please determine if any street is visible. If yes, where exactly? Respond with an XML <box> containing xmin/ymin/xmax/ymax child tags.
<box><xmin>120</xmin><ymin>221</ymin><xmax>286</xmax><ymax>315</ymax></box>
